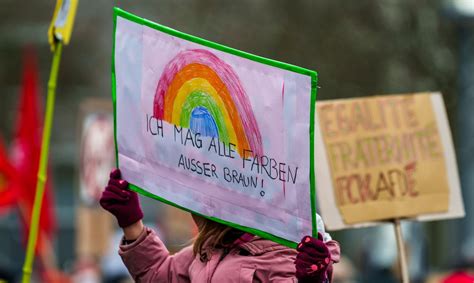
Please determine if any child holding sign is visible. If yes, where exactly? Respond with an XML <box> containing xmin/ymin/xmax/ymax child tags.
<box><xmin>100</xmin><ymin>169</ymin><xmax>340</xmax><ymax>282</ymax></box>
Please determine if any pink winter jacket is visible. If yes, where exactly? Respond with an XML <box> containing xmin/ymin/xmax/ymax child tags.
<box><xmin>119</xmin><ymin>227</ymin><xmax>341</xmax><ymax>283</ymax></box>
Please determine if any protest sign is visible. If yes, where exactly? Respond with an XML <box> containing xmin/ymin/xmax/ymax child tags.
<box><xmin>78</xmin><ymin>99</ymin><xmax>115</xmax><ymax>206</ymax></box>
<box><xmin>48</xmin><ymin>0</ymin><xmax>79</xmax><ymax>50</ymax></box>
<box><xmin>315</xmin><ymin>93</ymin><xmax>465</xmax><ymax>230</ymax></box>
<box><xmin>112</xmin><ymin>8</ymin><xmax>317</xmax><ymax>246</ymax></box>
<box><xmin>76</xmin><ymin>99</ymin><xmax>114</xmax><ymax>260</ymax></box>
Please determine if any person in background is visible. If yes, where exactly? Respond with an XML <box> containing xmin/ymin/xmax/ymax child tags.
<box><xmin>100</xmin><ymin>169</ymin><xmax>340</xmax><ymax>282</ymax></box>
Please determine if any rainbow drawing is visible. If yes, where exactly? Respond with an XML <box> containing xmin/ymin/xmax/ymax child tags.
<box><xmin>153</xmin><ymin>49</ymin><xmax>263</xmax><ymax>157</ymax></box>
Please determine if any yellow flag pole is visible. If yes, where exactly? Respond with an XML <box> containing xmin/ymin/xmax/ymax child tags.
<box><xmin>21</xmin><ymin>42</ymin><xmax>63</xmax><ymax>283</ymax></box>
<box><xmin>21</xmin><ymin>0</ymin><xmax>77</xmax><ymax>280</ymax></box>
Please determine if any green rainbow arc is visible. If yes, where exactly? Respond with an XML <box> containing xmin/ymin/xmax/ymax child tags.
<box><xmin>179</xmin><ymin>90</ymin><xmax>230</xmax><ymax>144</ymax></box>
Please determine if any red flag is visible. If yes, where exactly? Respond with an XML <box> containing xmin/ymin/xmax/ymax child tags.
<box><xmin>0</xmin><ymin>136</ymin><xmax>18</xmax><ymax>213</ymax></box>
<box><xmin>11</xmin><ymin>46</ymin><xmax>56</xmax><ymax>253</ymax></box>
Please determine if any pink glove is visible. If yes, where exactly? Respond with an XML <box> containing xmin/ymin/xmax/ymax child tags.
<box><xmin>99</xmin><ymin>169</ymin><xmax>143</xmax><ymax>228</ymax></box>
<box><xmin>295</xmin><ymin>234</ymin><xmax>331</xmax><ymax>283</ymax></box>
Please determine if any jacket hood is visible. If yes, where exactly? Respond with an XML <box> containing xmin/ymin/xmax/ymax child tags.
<box><xmin>238</xmin><ymin>237</ymin><xmax>294</xmax><ymax>256</ymax></box>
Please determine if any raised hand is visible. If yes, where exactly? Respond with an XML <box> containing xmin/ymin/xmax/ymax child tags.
<box><xmin>99</xmin><ymin>169</ymin><xmax>143</xmax><ymax>228</ymax></box>
<box><xmin>295</xmin><ymin>233</ymin><xmax>331</xmax><ymax>282</ymax></box>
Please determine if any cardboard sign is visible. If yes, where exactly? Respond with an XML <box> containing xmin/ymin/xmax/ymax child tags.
<box><xmin>315</xmin><ymin>93</ymin><xmax>465</xmax><ymax>230</ymax></box>
<box><xmin>112</xmin><ymin>8</ymin><xmax>318</xmax><ymax>246</ymax></box>
<box><xmin>76</xmin><ymin>206</ymin><xmax>113</xmax><ymax>259</ymax></box>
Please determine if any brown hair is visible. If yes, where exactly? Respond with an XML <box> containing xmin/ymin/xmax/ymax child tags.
<box><xmin>193</xmin><ymin>218</ymin><xmax>240</xmax><ymax>258</ymax></box>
